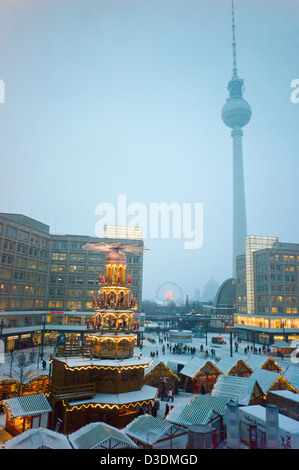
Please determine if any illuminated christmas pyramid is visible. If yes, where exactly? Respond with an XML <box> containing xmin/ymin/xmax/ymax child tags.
<box><xmin>49</xmin><ymin>243</ymin><xmax>157</xmax><ymax>433</ymax></box>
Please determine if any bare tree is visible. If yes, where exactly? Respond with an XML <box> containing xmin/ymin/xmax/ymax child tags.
<box><xmin>12</xmin><ymin>352</ymin><xmax>34</xmax><ymax>396</ymax></box>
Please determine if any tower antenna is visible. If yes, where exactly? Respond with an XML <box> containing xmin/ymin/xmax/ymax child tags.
<box><xmin>232</xmin><ymin>0</ymin><xmax>238</xmax><ymax>78</ymax></box>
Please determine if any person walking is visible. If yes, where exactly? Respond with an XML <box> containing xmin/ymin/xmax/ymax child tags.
<box><xmin>168</xmin><ymin>388</ymin><xmax>174</xmax><ymax>403</ymax></box>
<box><xmin>165</xmin><ymin>403</ymin><xmax>170</xmax><ymax>418</ymax></box>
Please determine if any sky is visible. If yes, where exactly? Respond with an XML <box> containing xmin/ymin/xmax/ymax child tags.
<box><xmin>0</xmin><ymin>0</ymin><xmax>298</xmax><ymax>302</ymax></box>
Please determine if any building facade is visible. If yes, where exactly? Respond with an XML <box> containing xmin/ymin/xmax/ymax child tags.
<box><xmin>235</xmin><ymin>235</ymin><xmax>299</xmax><ymax>345</ymax></box>
<box><xmin>0</xmin><ymin>213</ymin><xmax>143</xmax><ymax>313</ymax></box>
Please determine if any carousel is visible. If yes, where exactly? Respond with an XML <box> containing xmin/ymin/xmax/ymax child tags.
<box><xmin>49</xmin><ymin>243</ymin><xmax>157</xmax><ymax>433</ymax></box>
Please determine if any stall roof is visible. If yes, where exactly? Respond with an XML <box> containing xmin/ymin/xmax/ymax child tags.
<box><xmin>124</xmin><ymin>414</ymin><xmax>185</xmax><ymax>446</ymax></box>
<box><xmin>166</xmin><ymin>395</ymin><xmax>229</xmax><ymax>427</ymax></box>
<box><xmin>283</xmin><ymin>365</ymin><xmax>299</xmax><ymax>390</ymax></box>
<box><xmin>4</xmin><ymin>427</ymin><xmax>71</xmax><ymax>449</ymax></box>
<box><xmin>268</xmin><ymin>390</ymin><xmax>299</xmax><ymax>402</ymax></box>
<box><xmin>211</xmin><ymin>375</ymin><xmax>260</xmax><ymax>405</ymax></box>
<box><xmin>250</xmin><ymin>368</ymin><xmax>294</xmax><ymax>394</ymax></box>
<box><xmin>1</xmin><ymin>394</ymin><xmax>51</xmax><ymax>417</ymax></box>
<box><xmin>68</xmin><ymin>422</ymin><xmax>138</xmax><ymax>449</ymax></box>
<box><xmin>180</xmin><ymin>357</ymin><xmax>222</xmax><ymax>379</ymax></box>
<box><xmin>55</xmin><ymin>355</ymin><xmax>152</xmax><ymax>369</ymax></box>
<box><xmin>68</xmin><ymin>384</ymin><xmax>158</xmax><ymax>408</ymax></box>
<box><xmin>216</xmin><ymin>354</ymin><xmax>252</xmax><ymax>375</ymax></box>
<box><xmin>145</xmin><ymin>360</ymin><xmax>180</xmax><ymax>380</ymax></box>
<box><xmin>245</xmin><ymin>354</ymin><xmax>284</xmax><ymax>372</ymax></box>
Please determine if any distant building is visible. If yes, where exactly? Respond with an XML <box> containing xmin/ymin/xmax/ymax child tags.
<box><xmin>202</xmin><ymin>277</ymin><xmax>219</xmax><ymax>303</ymax></box>
<box><xmin>0</xmin><ymin>213</ymin><xmax>143</xmax><ymax>313</ymax></box>
<box><xmin>235</xmin><ymin>235</ymin><xmax>299</xmax><ymax>345</ymax></box>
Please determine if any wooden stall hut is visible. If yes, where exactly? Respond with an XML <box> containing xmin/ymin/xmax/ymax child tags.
<box><xmin>245</xmin><ymin>354</ymin><xmax>284</xmax><ymax>373</ymax></box>
<box><xmin>166</xmin><ymin>395</ymin><xmax>229</xmax><ymax>445</ymax></box>
<box><xmin>250</xmin><ymin>368</ymin><xmax>299</xmax><ymax>400</ymax></box>
<box><xmin>68</xmin><ymin>422</ymin><xmax>138</xmax><ymax>449</ymax></box>
<box><xmin>267</xmin><ymin>390</ymin><xmax>299</xmax><ymax>421</ymax></box>
<box><xmin>1</xmin><ymin>393</ymin><xmax>51</xmax><ymax>437</ymax></box>
<box><xmin>4</xmin><ymin>427</ymin><xmax>71</xmax><ymax>449</ymax></box>
<box><xmin>180</xmin><ymin>358</ymin><xmax>223</xmax><ymax>394</ymax></box>
<box><xmin>144</xmin><ymin>360</ymin><xmax>180</xmax><ymax>396</ymax></box>
<box><xmin>0</xmin><ymin>376</ymin><xmax>19</xmax><ymax>400</ymax></box>
<box><xmin>271</xmin><ymin>341</ymin><xmax>297</xmax><ymax>358</ymax></box>
<box><xmin>211</xmin><ymin>375</ymin><xmax>264</xmax><ymax>406</ymax></box>
<box><xmin>217</xmin><ymin>354</ymin><xmax>253</xmax><ymax>378</ymax></box>
<box><xmin>22</xmin><ymin>373</ymin><xmax>49</xmax><ymax>396</ymax></box>
<box><xmin>124</xmin><ymin>414</ymin><xmax>188</xmax><ymax>449</ymax></box>
<box><xmin>283</xmin><ymin>365</ymin><xmax>299</xmax><ymax>392</ymax></box>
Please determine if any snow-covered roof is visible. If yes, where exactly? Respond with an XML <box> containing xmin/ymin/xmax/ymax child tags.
<box><xmin>4</xmin><ymin>427</ymin><xmax>71</xmax><ymax>449</ymax></box>
<box><xmin>1</xmin><ymin>393</ymin><xmax>51</xmax><ymax>417</ymax></box>
<box><xmin>239</xmin><ymin>405</ymin><xmax>299</xmax><ymax>435</ymax></box>
<box><xmin>144</xmin><ymin>360</ymin><xmax>180</xmax><ymax>380</ymax></box>
<box><xmin>55</xmin><ymin>355</ymin><xmax>152</xmax><ymax>369</ymax></box>
<box><xmin>180</xmin><ymin>357</ymin><xmax>221</xmax><ymax>378</ymax></box>
<box><xmin>216</xmin><ymin>354</ymin><xmax>252</xmax><ymax>375</ymax></box>
<box><xmin>245</xmin><ymin>354</ymin><xmax>283</xmax><ymax>372</ymax></box>
<box><xmin>68</xmin><ymin>422</ymin><xmax>138</xmax><ymax>449</ymax></box>
<box><xmin>166</xmin><ymin>403</ymin><xmax>214</xmax><ymax>427</ymax></box>
<box><xmin>123</xmin><ymin>414</ymin><xmax>185</xmax><ymax>445</ymax></box>
<box><xmin>268</xmin><ymin>390</ymin><xmax>299</xmax><ymax>402</ymax></box>
<box><xmin>166</xmin><ymin>395</ymin><xmax>230</xmax><ymax>428</ymax></box>
<box><xmin>68</xmin><ymin>384</ymin><xmax>158</xmax><ymax>408</ymax></box>
<box><xmin>212</xmin><ymin>375</ymin><xmax>260</xmax><ymax>405</ymax></box>
<box><xmin>283</xmin><ymin>365</ymin><xmax>299</xmax><ymax>390</ymax></box>
<box><xmin>250</xmin><ymin>368</ymin><xmax>285</xmax><ymax>394</ymax></box>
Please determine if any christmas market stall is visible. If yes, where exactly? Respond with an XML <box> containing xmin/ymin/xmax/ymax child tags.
<box><xmin>1</xmin><ymin>393</ymin><xmax>51</xmax><ymax>437</ymax></box>
<box><xmin>123</xmin><ymin>414</ymin><xmax>188</xmax><ymax>449</ymax></box>
<box><xmin>144</xmin><ymin>360</ymin><xmax>180</xmax><ymax>396</ymax></box>
<box><xmin>250</xmin><ymin>368</ymin><xmax>299</xmax><ymax>399</ymax></box>
<box><xmin>245</xmin><ymin>354</ymin><xmax>284</xmax><ymax>373</ymax></box>
<box><xmin>165</xmin><ymin>395</ymin><xmax>229</xmax><ymax>445</ymax></box>
<box><xmin>270</xmin><ymin>341</ymin><xmax>297</xmax><ymax>358</ymax></box>
<box><xmin>180</xmin><ymin>358</ymin><xmax>223</xmax><ymax>394</ymax></box>
<box><xmin>216</xmin><ymin>354</ymin><xmax>253</xmax><ymax>377</ymax></box>
<box><xmin>211</xmin><ymin>375</ymin><xmax>264</xmax><ymax>406</ymax></box>
<box><xmin>0</xmin><ymin>376</ymin><xmax>19</xmax><ymax>400</ymax></box>
<box><xmin>4</xmin><ymin>427</ymin><xmax>71</xmax><ymax>449</ymax></box>
<box><xmin>68</xmin><ymin>422</ymin><xmax>138</xmax><ymax>449</ymax></box>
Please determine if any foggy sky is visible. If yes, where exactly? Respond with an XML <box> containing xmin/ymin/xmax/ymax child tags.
<box><xmin>0</xmin><ymin>0</ymin><xmax>298</xmax><ymax>302</ymax></box>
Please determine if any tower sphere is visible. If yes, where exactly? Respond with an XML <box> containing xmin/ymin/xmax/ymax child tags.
<box><xmin>222</xmin><ymin>96</ymin><xmax>252</xmax><ymax>129</ymax></box>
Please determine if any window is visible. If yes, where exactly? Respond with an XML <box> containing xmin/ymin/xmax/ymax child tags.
<box><xmin>51</xmin><ymin>264</ymin><xmax>66</xmax><ymax>272</ymax></box>
<box><xmin>29</xmin><ymin>247</ymin><xmax>39</xmax><ymax>257</ymax></box>
<box><xmin>18</xmin><ymin>230</ymin><xmax>29</xmax><ymax>241</ymax></box>
<box><xmin>27</xmin><ymin>260</ymin><xmax>37</xmax><ymax>270</ymax></box>
<box><xmin>69</xmin><ymin>265</ymin><xmax>85</xmax><ymax>273</ymax></box>
<box><xmin>15</xmin><ymin>257</ymin><xmax>26</xmax><ymax>268</ymax></box>
<box><xmin>52</xmin><ymin>241</ymin><xmax>67</xmax><ymax>249</ymax></box>
<box><xmin>70</xmin><ymin>254</ymin><xmax>86</xmax><ymax>262</ymax></box>
<box><xmin>4</xmin><ymin>226</ymin><xmax>17</xmax><ymax>238</ymax></box>
<box><xmin>51</xmin><ymin>253</ymin><xmax>67</xmax><ymax>261</ymax></box>
<box><xmin>30</xmin><ymin>234</ymin><xmax>40</xmax><ymax>245</ymax></box>
<box><xmin>1</xmin><ymin>254</ymin><xmax>14</xmax><ymax>265</ymax></box>
<box><xmin>2</xmin><ymin>239</ymin><xmax>15</xmax><ymax>251</ymax></box>
<box><xmin>38</xmin><ymin>261</ymin><xmax>48</xmax><ymax>272</ymax></box>
<box><xmin>17</xmin><ymin>243</ymin><xmax>28</xmax><ymax>255</ymax></box>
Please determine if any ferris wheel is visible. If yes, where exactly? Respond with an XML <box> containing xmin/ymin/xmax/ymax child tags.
<box><xmin>156</xmin><ymin>282</ymin><xmax>184</xmax><ymax>305</ymax></box>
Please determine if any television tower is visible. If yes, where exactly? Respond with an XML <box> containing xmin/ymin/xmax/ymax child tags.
<box><xmin>222</xmin><ymin>0</ymin><xmax>252</xmax><ymax>277</ymax></box>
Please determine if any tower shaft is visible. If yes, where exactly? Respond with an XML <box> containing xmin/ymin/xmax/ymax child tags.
<box><xmin>232</xmin><ymin>126</ymin><xmax>247</xmax><ymax>277</ymax></box>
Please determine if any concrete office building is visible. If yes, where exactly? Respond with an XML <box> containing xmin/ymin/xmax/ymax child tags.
<box><xmin>0</xmin><ymin>213</ymin><xmax>144</xmax><ymax>314</ymax></box>
<box><xmin>235</xmin><ymin>235</ymin><xmax>299</xmax><ymax>345</ymax></box>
